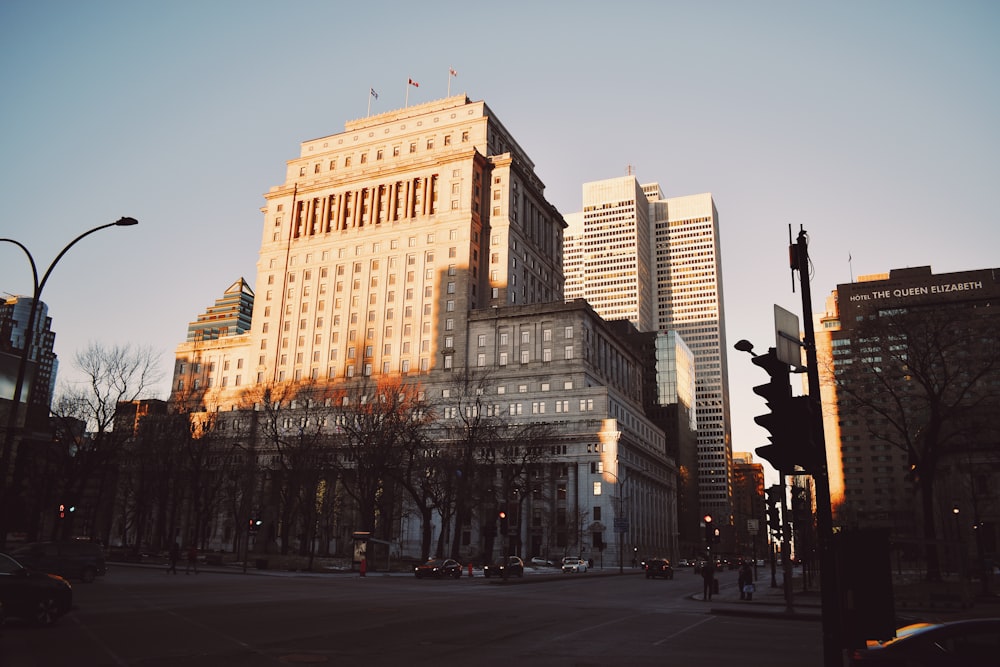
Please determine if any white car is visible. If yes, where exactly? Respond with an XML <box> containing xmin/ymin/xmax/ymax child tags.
<box><xmin>561</xmin><ymin>557</ymin><xmax>588</xmax><ymax>573</ymax></box>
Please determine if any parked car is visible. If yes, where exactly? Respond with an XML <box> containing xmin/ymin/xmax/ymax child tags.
<box><xmin>9</xmin><ymin>541</ymin><xmax>106</xmax><ymax>583</ymax></box>
<box><xmin>561</xmin><ymin>556</ymin><xmax>588</xmax><ymax>573</ymax></box>
<box><xmin>413</xmin><ymin>558</ymin><xmax>463</xmax><ymax>579</ymax></box>
<box><xmin>644</xmin><ymin>558</ymin><xmax>674</xmax><ymax>579</ymax></box>
<box><xmin>0</xmin><ymin>552</ymin><xmax>73</xmax><ymax>626</ymax></box>
<box><xmin>849</xmin><ymin>618</ymin><xmax>1000</xmax><ymax>665</ymax></box>
<box><xmin>483</xmin><ymin>556</ymin><xmax>524</xmax><ymax>578</ymax></box>
<box><xmin>676</xmin><ymin>558</ymin><xmax>691</xmax><ymax>568</ymax></box>
<box><xmin>529</xmin><ymin>557</ymin><xmax>554</xmax><ymax>567</ymax></box>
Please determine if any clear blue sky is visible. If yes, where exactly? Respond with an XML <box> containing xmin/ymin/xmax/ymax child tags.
<box><xmin>2</xmin><ymin>1</ymin><xmax>997</xmax><ymax>482</ymax></box>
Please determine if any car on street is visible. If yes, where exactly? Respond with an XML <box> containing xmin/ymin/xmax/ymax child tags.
<box><xmin>9</xmin><ymin>540</ymin><xmax>106</xmax><ymax>583</ymax></box>
<box><xmin>644</xmin><ymin>558</ymin><xmax>674</xmax><ymax>579</ymax></box>
<box><xmin>0</xmin><ymin>552</ymin><xmax>73</xmax><ymax>625</ymax></box>
<box><xmin>483</xmin><ymin>556</ymin><xmax>524</xmax><ymax>578</ymax></box>
<box><xmin>849</xmin><ymin>618</ymin><xmax>1000</xmax><ymax>666</ymax></box>
<box><xmin>561</xmin><ymin>556</ymin><xmax>588</xmax><ymax>573</ymax></box>
<box><xmin>529</xmin><ymin>557</ymin><xmax>554</xmax><ymax>567</ymax></box>
<box><xmin>413</xmin><ymin>558</ymin><xmax>463</xmax><ymax>579</ymax></box>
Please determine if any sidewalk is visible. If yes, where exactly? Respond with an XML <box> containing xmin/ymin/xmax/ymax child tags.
<box><xmin>688</xmin><ymin>568</ymin><xmax>823</xmax><ymax>621</ymax></box>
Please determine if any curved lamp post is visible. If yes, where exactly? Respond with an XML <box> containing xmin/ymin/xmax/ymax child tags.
<box><xmin>0</xmin><ymin>217</ymin><xmax>138</xmax><ymax>547</ymax></box>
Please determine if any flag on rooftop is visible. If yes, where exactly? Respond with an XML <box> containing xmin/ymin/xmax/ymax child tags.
<box><xmin>408</xmin><ymin>78</ymin><xmax>419</xmax><ymax>87</ymax></box>
<box><xmin>370</xmin><ymin>87</ymin><xmax>378</xmax><ymax>99</ymax></box>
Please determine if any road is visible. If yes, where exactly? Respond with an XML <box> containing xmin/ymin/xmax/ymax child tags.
<box><xmin>1</xmin><ymin>565</ymin><xmax>824</xmax><ymax>666</ymax></box>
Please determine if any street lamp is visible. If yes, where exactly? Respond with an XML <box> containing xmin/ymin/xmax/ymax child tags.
<box><xmin>0</xmin><ymin>217</ymin><xmax>138</xmax><ymax>547</ymax></box>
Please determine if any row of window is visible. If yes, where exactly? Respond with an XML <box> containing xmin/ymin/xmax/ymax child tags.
<box><xmin>297</xmin><ymin>132</ymin><xmax>472</xmax><ymax>177</ymax></box>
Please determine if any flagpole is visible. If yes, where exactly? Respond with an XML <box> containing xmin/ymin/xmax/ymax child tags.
<box><xmin>447</xmin><ymin>69</ymin><xmax>451</xmax><ymax>96</ymax></box>
<box><xmin>367</xmin><ymin>90</ymin><xmax>372</xmax><ymax>117</ymax></box>
<box><xmin>405</xmin><ymin>81</ymin><xmax>409</xmax><ymax>107</ymax></box>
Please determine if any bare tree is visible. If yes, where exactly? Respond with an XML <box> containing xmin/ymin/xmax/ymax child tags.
<box><xmin>327</xmin><ymin>377</ymin><xmax>432</xmax><ymax>551</ymax></box>
<box><xmin>48</xmin><ymin>342</ymin><xmax>161</xmax><ymax>543</ymax></box>
<box><xmin>835</xmin><ymin>301</ymin><xmax>999</xmax><ymax>581</ymax></box>
<box><xmin>240</xmin><ymin>380</ymin><xmax>337</xmax><ymax>558</ymax></box>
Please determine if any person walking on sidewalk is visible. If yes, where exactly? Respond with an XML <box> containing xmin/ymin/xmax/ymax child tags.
<box><xmin>167</xmin><ymin>541</ymin><xmax>180</xmax><ymax>574</ymax></box>
<box><xmin>739</xmin><ymin>561</ymin><xmax>754</xmax><ymax>600</ymax></box>
<box><xmin>701</xmin><ymin>559</ymin><xmax>716</xmax><ymax>601</ymax></box>
<box><xmin>185</xmin><ymin>545</ymin><xmax>199</xmax><ymax>575</ymax></box>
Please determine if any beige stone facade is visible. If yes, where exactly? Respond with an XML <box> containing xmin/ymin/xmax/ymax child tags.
<box><xmin>167</xmin><ymin>97</ymin><xmax>677</xmax><ymax>564</ymax></box>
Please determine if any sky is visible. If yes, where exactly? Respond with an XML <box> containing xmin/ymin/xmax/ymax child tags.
<box><xmin>1</xmin><ymin>1</ymin><xmax>997</xmax><ymax>483</ymax></box>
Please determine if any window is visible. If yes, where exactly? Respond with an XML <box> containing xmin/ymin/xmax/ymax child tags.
<box><xmin>565</xmin><ymin>326</ymin><xmax>574</xmax><ymax>339</ymax></box>
<box><xmin>593</xmin><ymin>506</ymin><xmax>602</xmax><ymax>521</ymax></box>
<box><xmin>478</xmin><ymin>334</ymin><xmax>487</xmax><ymax>347</ymax></box>
<box><xmin>520</xmin><ymin>350</ymin><xmax>529</xmax><ymax>364</ymax></box>
<box><xmin>564</xmin><ymin>345</ymin><xmax>574</xmax><ymax>360</ymax></box>
<box><xmin>593</xmin><ymin>482</ymin><xmax>602</xmax><ymax>496</ymax></box>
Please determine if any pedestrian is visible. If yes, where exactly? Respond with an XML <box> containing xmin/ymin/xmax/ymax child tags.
<box><xmin>701</xmin><ymin>558</ymin><xmax>716</xmax><ymax>601</ymax></box>
<box><xmin>167</xmin><ymin>541</ymin><xmax>180</xmax><ymax>574</ymax></box>
<box><xmin>738</xmin><ymin>561</ymin><xmax>753</xmax><ymax>600</ymax></box>
<box><xmin>185</xmin><ymin>545</ymin><xmax>199</xmax><ymax>575</ymax></box>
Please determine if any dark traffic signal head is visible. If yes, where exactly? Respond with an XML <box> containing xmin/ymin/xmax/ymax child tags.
<box><xmin>749</xmin><ymin>349</ymin><xmax>824</xmax><ymax>474</ymax></box>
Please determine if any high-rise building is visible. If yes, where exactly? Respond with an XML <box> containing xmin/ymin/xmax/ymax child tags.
<box><xmin>563</xmin><ymin>176</ymin><xmax>653</xmax><ymax>331</ymax></box>
<box><xmin>650</xmin><ymin>192</ymin><xmax>732</xmax><ymax>522</ymax></box>
<box><xmin>0</xmin><ymin>296</ymin><xmax>58</xmax><ymax>415</ymax></box>
<box><xmin>564</xmin><ymin>177</ymin><xmax>733</xmax><ymax>529</ymax></box>
<box><xmin>167</xmin><ymin>97</ymin><xmax>678</xmax><ymax>564</ymax></box>
<box><xmin>185</xmin><ymin>278</ymin><xmax>254</xmax><ymax>343</ymax></box>
<box><xmin>815</xmin><ymin>266</ymin><xmax>1000</xmax><ymax>553</ymax></box>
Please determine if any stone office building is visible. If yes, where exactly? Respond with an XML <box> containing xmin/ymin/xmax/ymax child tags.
<box><xmin>165</xmin><ymin>96</ymin><xmax>678</xmax><ymax>564</ymax></box>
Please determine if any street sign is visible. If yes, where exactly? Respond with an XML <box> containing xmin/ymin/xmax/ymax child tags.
<box><xmin>774</xmin><ymin>304</ymin><xmax>802</xmax><ymax>368</ymax></box>
<box><xmin>747</xmin><ymin>518</ymin><xmax>759</xmax><ymax>535</ymax></box>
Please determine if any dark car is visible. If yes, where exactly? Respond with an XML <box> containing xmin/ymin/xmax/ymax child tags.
<box><xmin>644</xmin><ymin>558</ymin><xmax>674</xmax><ymax>579</ymax></box>
<box><xmin>483</xmin><ymin>556</ymin><xmax>524</xmax><ymax>578</ymax></box>
<box><xmin>9</xmin><ymin>541</ymin><xmax>106</xmax><ymax>583</ymax></box>
<box><xmin>414</xmin><ymin>558</ymin><xmax>463</xmax><ymax>579</ymax></box>
<box><xmin>849</xmin><ymin>618</ymin><xmax>1000</xmax><ymax>666</ymax></box>
<box><xmin>0</xmin><ymin>552</ymin><xmax>73</xmax><ymax>625</ymax></box>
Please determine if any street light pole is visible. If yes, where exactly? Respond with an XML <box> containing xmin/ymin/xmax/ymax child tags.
<box><xmin>0</xmin><ymin>217</ymin><xmax>138</xmax><ymax>547</ymax></box>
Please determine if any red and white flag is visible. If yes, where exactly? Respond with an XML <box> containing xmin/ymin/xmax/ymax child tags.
<box><xmin>449</xmin><ymin>68</ymin><xmax>457</xmax><ymax>77</ymax></box>
<box><xmin>408</xmin><ymin>78</ymin><xmax>419</xmax><ymax>87</ymax></box>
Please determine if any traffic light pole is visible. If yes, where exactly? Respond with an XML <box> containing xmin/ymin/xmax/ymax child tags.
<box><xmin>791</xmin><ymin>227</ymin><xmax>841</xmax><ymax>667</ymax></box>
<box><xmin>779</xmin><ymin>474</ymin><xmax>795</xmax><ymax>613</ymax></box>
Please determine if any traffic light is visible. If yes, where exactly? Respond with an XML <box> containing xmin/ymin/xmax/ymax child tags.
<box><xmin>750</xmin><ymin>348</ymin><xmax>824</xmax><ymax>474</ymax></box>
<box><xmin>498</xmin><ymin>510</ymin><xmax>508</xmax><ymax>534</ymax></box>
<box><xmin>703</xmin><ymin>514</ymin><xmax>713</xmax><ymax>544</ymax></box>
<box><xmin>751</xmin><ymin>348</ymin><xmax>795</xmax><ymax>472</ymax></box>
<box><xmin>765</xmin><ymin>485</ymin><xmax>782</xmax><ymax>536</ymax></box>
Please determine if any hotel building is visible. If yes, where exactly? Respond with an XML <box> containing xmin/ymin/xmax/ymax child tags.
<box><xmin>815</xmin><ymin>266</ymin><xmax>1000</xmax><ymax>556</ymax></box>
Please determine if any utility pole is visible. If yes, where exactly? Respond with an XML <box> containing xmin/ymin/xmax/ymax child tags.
<box><xmin>790</xmin><ymin>226</ymin><xmax>841</xmax><ymax>667</ymax></box>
